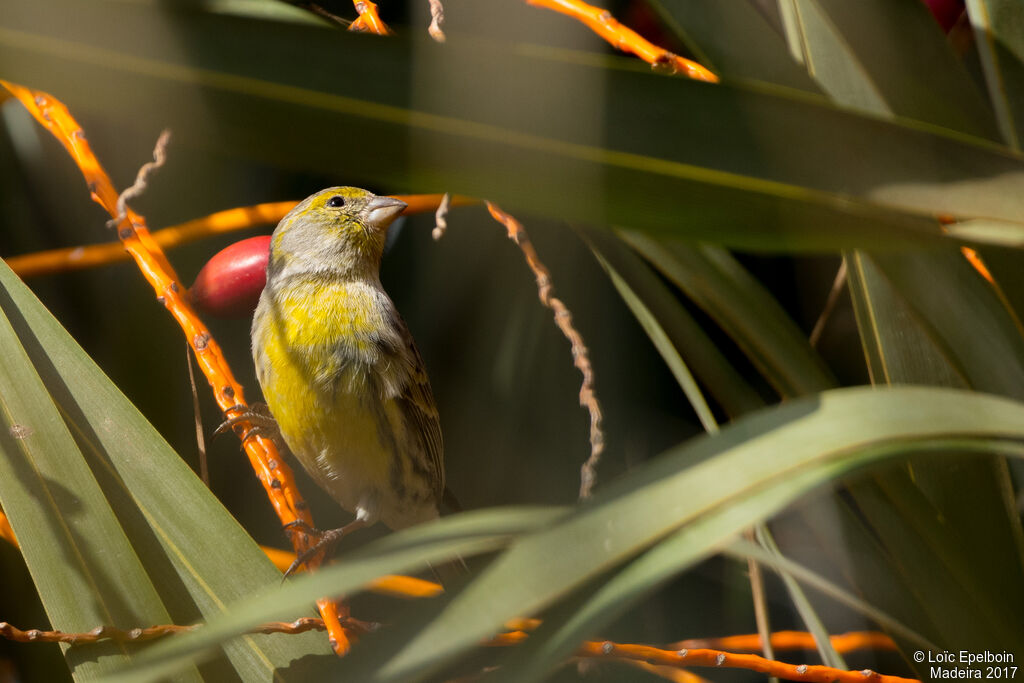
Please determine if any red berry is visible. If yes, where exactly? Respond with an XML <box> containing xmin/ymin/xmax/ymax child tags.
<box><xmin>189</xmin><ymin>235</ymin><xmax>271</xmax><ymax>318</ymax></box>
<box><xmin>922</xmin><ymin>0</ymin><xmax>964</xmax><ymax>33</ymax></box>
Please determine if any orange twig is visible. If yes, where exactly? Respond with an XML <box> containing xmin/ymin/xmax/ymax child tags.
<box><xmin>368</xmin><ymin>574</ymin><xmax>445</xmax><ymax>598</ymax></box>
<box><xmin>397</xmin><ymin>193</ymin><xmax>478</xmax><ymax>214</ymax></box>
<box><xmin>0</xmin><ymin>508</ymin><xmax>17</xmax><ymax>548</ymax></box>
<box><xmin>671</xmin><ymin>631</ymin><xmax>898</xmax><ymax>655</ymax></box>
<box><xmin>350</xmin><ymin>0</ymin><xmax>389</xmax><ymax>34</ymax></box>
<box><xmin>484</xmin><ymin>202</ymin><xmax>604</xmax><ymax>499</ymax></box>
<box><xmin>6</xmin><ymin>195</ymin><xmax>478</xmax><ymax>279</ymax></box>
<box><xmin>574</xmin><ymin>642</ymin><xmax>917</xmax><ymax>683</ymax></box>
<box><xmin>4</xmin><ymin>202</ymin><xmax>295</xmax><ymax>278</ymax></box>
<box><xmin>960</xmin><ymin>246</ymin><xmax>994</xmax><ymax>284</ymax></box>
<box><xmin>525</xmin><ymin>0</ymin><xmax>718</xmax><ymax>82</ymax></box>
<box><xmin>259</xmin><ymin>544</ymin><xmax>299</xmax><ymax>573</ymax></box>
<box><xmin>0</xmin><ymin>618</ymin><xmax>379</xmax><ymax>644</ymax></box>
<box><xmin>260</xmin><ymin>546</ymin><xmax>444</xmax><ymax>598</ymax></box>
<box><xmin>0</xmin><ymin>80</ymin><xmax>352</xmax><ymax>655</ymax></box>
<box><xmin>937</xmin><ymin>215</ymin><xmax>996</xmax><ymax>285</ymax></box>
<box><xmin>0</xmin><ymin>620</ymin><xmax>917</xmax><ymax>683</ymax></box>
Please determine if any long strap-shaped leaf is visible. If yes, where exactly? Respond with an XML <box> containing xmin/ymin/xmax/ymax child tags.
<box><xmin>115</xmin><ymin>386</ymin><xmax>1024</xmax><ymax>682</ymax></box>
<box><xmin>2</xmin><ymin>0</ymin><xmax>1024</xmax><ymax>247</ymax></box>
<box><xmin>0</xmin><ymin>249</ymin><xmax>329</xmax><ymax>677</ymax></box>
<box><xmin>769</xmin><ymin>0</ymin><xmax>1024</xmax><ymax>669</ymax></box>
<box><xmin>966</xmin><ymin>0</ymin><xmax>1024</xmax><ymax>150</ymax></box>
<box><xmin>581</xmin><ymin>226</ymin><xmax>763</xmax><ymax>422</ymax></box>
<box><xmin>0</xmin><ymin>270</ymin><xmax>195</xmax><ymax>681</ymax></box>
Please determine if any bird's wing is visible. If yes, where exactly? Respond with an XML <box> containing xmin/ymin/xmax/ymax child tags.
<box><xmin>397</xmin><ymin>336</ymin><xmax>445</xmax><ymax>501</ymax></box>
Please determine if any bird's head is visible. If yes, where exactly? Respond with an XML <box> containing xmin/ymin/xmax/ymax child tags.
<box><xmin>268</xmin><ymin>187</ymin><xmax>407</xmax><ymax>281</ymax></box>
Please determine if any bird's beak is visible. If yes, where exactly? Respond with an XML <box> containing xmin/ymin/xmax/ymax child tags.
<box><xmin>365</xmin><ymin>196</ymin><xmax>408</xmax><ymax>230</ymax></box>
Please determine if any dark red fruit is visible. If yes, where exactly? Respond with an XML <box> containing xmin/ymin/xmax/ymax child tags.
<box><xmin>923</xmin><ymin>0</ymin><xmax>965</xmax><ymax>33</ymax></box>
<box><xmin>189</xmin><ymin>235</ymin><xmax>271</xmax><ymax>318</ymax></box>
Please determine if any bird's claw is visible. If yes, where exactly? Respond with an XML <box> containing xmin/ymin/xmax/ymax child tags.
<box><xmin>281</xmin><ymin>518</ymin><xmax>367</xmax><ymax>579</ymax></box>
<box><xmin>215</xmin><ymin>402</ymin><xmax>285</xmax><ymax>447</ymax></box>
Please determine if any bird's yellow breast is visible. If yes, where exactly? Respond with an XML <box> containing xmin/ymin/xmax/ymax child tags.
<box><xmin>272</xmin><ymin>279</ymin><xmax>381</xmax><ymax>351</ymax></box>
<box><xmin>253</xmin><ymin>278</ymin><xmax>399</xmax><ymax>491</ymax></box>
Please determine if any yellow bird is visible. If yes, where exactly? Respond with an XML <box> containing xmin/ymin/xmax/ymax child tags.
<box><xmin>251</xmin><ymin>187</ymin><xmax>444</xmax><ymax>562</ymax></box>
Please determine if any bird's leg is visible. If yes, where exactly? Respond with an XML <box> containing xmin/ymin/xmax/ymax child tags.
<box><xmin>215</xmin><ymin>402</ymin><xmax>285</xmax><ymax>448</ymax></box>
<box><xmin>281</xmin><ymin>516</ymin><xmax>368</xmax><ymax>579</ymax></box>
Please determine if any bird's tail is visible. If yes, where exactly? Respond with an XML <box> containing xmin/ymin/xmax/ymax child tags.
<box><xmin>429</xmin><ymin>487</ymin><xmax>468</xmax><ymax>588</ymax></box>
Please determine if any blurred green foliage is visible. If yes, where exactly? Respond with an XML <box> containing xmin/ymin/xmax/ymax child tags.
<box><xmin>1</xmin><ymin>0</ymin><xmax>1023</xmax><ymax>681</ymax></box>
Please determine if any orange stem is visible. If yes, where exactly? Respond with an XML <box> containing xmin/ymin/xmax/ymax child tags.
<box><xmin>6</xmin><ymin>195</ymin><xmax>478</xmax><ymax>279</ymax></box>
<box><xmin>0</xmin><ymin>509</ymin><xmax>17</xmax><ymax>548</ymax></box>
<box><xmin>574</xmin><ymin>642</ymin><xmax>918</xmax><ymax>683</ymax></box>
<box><xmin>960</xmin><ymin>246</ymin><xmax>994</xmax><ymax>284</ymax></box>
<box><xmin>0</xmin><ymin>80</ymin><xmax>352</xmax><ymax>655</ymax></box>
<box><xmin>367</xmin><ymin>574</ymin><xmax>445</xmax><ymax>598</ymax></box>
<box><xmin>525</xmin><ymin>0</ymin><xmax>718</xmax><ymax>82</ymax></box>
<box><xmin>0</xmin><ymin>622</ymin><xmax>919</xmax><ymax>683</ymax></box>
<box><xmin>259</xmin><ymin>546</ymin><xmax>443</xmax><ymax>598</ymax></box>
<box><xmin>350</xmin><ymin>0</ymin><xmax>389</xmax><ymax>34</ymax></box>
<box><xmin>671</xmin><ymin>630</ymin><xmax>898</xmax><ymax>655</ymax></box>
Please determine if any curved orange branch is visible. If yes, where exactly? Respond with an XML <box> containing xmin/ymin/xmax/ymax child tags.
<box><xmin>7</xmin><ymin>195</ymin><xmax>478</xmax><ymax>279</ymax></box>
<box><xmin>672</xmin><ymin>630</ymin><xmax>898</xmax><ymax>655</ymax></box>
<box><xmin>350</xmin><ymin>0</ymin><xmax>389</xmax><ymax>34</ymax></box>
<box><xmin>260</xmin><ymin>545</ymin><xmax>443</xmax><ymax>598</ymax></box>
<box><xmin>0</xmin><ymin>80</ymin><xmax>352</xmax><ymax>655</ymax></box>
<box><xmin>576</xmin><ymin>642</ymin><xmax>918</xmax><ymax>683</ymax></box>
<box><xmin>0</xmin><ymin>509</ymin><xmax>17</xmax><ymax>548</ymax></box>
<box><xmin>0</xmin><ymin>619</ymin><xmax>917</xmax><ymax>683</ymax></box>
<box><xmin>525</xmin><ymin>0</ymin><xmax>718</xmax><ymax>82</ymax></box>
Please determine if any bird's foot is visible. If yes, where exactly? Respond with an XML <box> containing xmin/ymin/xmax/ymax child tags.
<box><xmin>281</xmin><ymin>517</ymin><xmax>367</xmax><ymax>579</ymax></box>
<box><xmin>215</xmin><ymin>402</ymin><xmax>285</xmax><ymax>448</ymax></box>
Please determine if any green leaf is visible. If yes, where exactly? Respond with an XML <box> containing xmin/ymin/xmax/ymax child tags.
<box><xmin>3</xmin><ymin>0</ymin><xmax>1024</xmax><ymax>250</ymax></box>
<box><xmin>723</xmin><ymin>538</ymin><xmax>938</xmax><ymax>651</ymax></box>
<box><xmin>0</xmin><ymin>256</ymin><xmax>329</xmax><ymax>678</ymax></box>
<box><xmin>944</xmin><ymin>218</ymin><xmax>1024</xmax><ymax>247</ymax></box>
<box><xmin>200</xmin><ymin>0</ymin><xmax>330</xmax><ymax>25</ymax></box>
<box><xmin>585</xmin><ymin>230</ymin><xmax>839</xmax><ymax>670</ymax></box>
<box><xmin>795</xmin><ymin>496</ymin><xmax>949</xmax><ymax>655</ymax></box>
<box><xmin>844</xmin><ymin>248</ymin><xmax>1024</xmax><ymax>660</ymax></box>
<box><xmin>584</xmin><ymin>229</ymin><xmax>837</xmax><ymax>670</ymax></box>
<box><xmin>851</xmin><ymin>464</ymin><xmax>1022</xmax><ymax>649</ymax></box>
<box><xmin>580</xmin><ymin>226</ymin><xmax>763</xmax><ymax>424</ymax></box>
<box><xmin>860</xmin><ymin>248</ymin><xmax>1024</xmax><ymax>399</ymax></box>
<box><xmin>0</xmin><ymin>269</ymin><xmax>193</xmax><ymax>681</ymax></box>
<box><xmin>646</xmin><ymin>0</ymin><xmax>822</xmax><ymax>92</ymax></box>
<box><xmin>618</xmin><ymin>231</ymin><xmax>835</xmax><ymax>397</ymax></box>
<box><xmin>780</xmin><ymin>0</ymin><xmax>997</xmax><ymax>137</ymax></box>
<box><xmin>108</xmin><ymin>507</ymin><xmax>564</xmax><ymax>683</ymax></box>
<box><xmin>752</xmin><ymin>525</ymin><xmax>845</xmax><ymax>670</ymax></box>
<box><xmin>774</xmin><ymin>5</ymin><xmax>1024</xmax><ymax>664</ymax></box>
<box><xmin>966</xmin><ymin>0</ymin><xmax>1024</xmax><ymax>149</ymax></box>
<box><xmin>99</xmin><ymin>380</ymin><xmax>1024</xmax><ymax>682</ymax></box>
<box><xmin>847</xmin><ymin>253</ymin><xmax>969</xmax><ymax>387</ymax></box>
<box><xmin>485</xmin><ymin>475</ymin><xmax>856</xmax><ymax>683</ymax></box>
<box><xmin>373</xmin><ymin>387</ymin><xmax>1024</xmax><ymax>681</ymax></box>
<box><xmin>972</xmin><ymin>245</ymin><xmax>1024</xmax><ymax>327</ymax></box>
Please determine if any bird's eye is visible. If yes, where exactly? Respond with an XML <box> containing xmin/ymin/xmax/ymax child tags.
<box><xmin>326</xmin><ymin>195</ymin><xmax>346</xmax><ymax>208</ymax></box>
